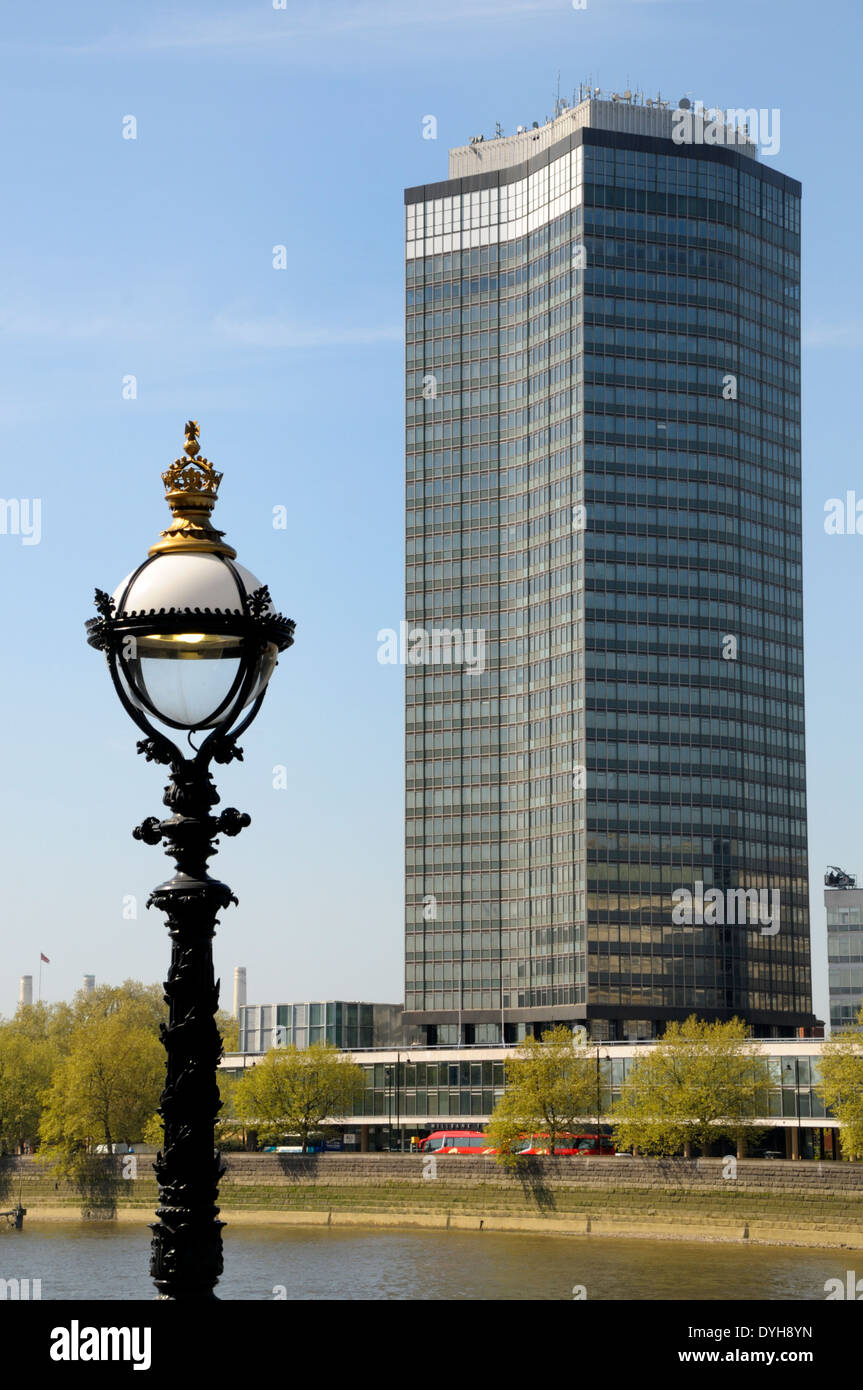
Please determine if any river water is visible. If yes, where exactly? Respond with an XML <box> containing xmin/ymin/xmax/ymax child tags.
<box><xmin>0</xmin><ymin>1224</ymin><xmax>852</xmax><ymax>1300</ymax></box>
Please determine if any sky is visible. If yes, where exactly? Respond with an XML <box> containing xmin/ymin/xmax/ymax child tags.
<box><xmin>0</xmin><ymin>0</ymin><xmax>860</xmax><ymax>1026</ymax></box>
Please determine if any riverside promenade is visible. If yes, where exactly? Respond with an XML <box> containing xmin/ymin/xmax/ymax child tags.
<box><xmin>4</xmin><ymin>1154</ymin><xmax>863</xmax><ymax>1249</ymax></box>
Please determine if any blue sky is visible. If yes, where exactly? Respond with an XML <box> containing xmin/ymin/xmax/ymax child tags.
<box><xmin>0</xmin><ymin>0</ymin><xmax>859</xmax><ymax>1025</ymax></box>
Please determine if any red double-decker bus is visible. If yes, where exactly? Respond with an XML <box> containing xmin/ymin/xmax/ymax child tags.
<box><xmin>418</xmin><ymin>1130</ymin><xmax>494</xmax><ymax>1155</ymax></box>
<box><xmin>514</xmin><ymin>1132</ymin><xmax>616</xmax><ymax>1156</ymax></box>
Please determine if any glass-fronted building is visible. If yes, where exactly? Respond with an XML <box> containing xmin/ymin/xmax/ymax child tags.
<box><xmin>403</xmin><ymin>95</ymin><xmax>811</xmax><ymax>1043</ymax></box>
<box><xmin>826</xmin><ymin>885</ymin><xmax>863</xmax><ymax>1031</ymax></box>
<box><xmin>238</xmin><ymin>1001</ymin><xmax>404</xmax><ymax>1054</ymax></box>
<box><xmin>221</xmin><ymin>1039</ymin><xmax>834</xmax><ymax>1158</ymax></box>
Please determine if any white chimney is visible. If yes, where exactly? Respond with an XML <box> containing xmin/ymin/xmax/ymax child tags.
<box><xmin>19</xmin><ymin>976</ymin><xmax>33</xmax><ymax>1007</ymax></box>
<box><xmin>232</xmin><ymin>966</ymin><xmax>247</xmax><ymax>1019</ymax></box>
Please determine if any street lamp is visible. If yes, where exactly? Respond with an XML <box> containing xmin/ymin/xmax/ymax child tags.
<box><xmin>385</xmin><ymin>1065</ymin><xmax>393</xmax><ymax>1151</ymax></box>
<box><xmin>86</xmin><ymin>421</ymin><xmax>294</xmax><ymax>1300</ymax></box>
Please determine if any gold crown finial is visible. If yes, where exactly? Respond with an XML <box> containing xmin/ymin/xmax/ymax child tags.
<box><xmin>184</xmin><ymin>420</ymin><xmax>200</xmax><ymax>458</ymax></box>
<box><xmin>148</xmin><ymin>420</ymin><xmax>236</xmax><ymax>559</ymax></box>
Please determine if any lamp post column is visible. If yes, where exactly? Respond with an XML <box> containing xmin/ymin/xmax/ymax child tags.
<box><xmin>86</xmin><ymin>422</ymin><xmax>295</xmax><ymax>1301</ymax></box>
<box><xmin>135</xmin><ymin>745</ymin><xmax>250</xmax><ymax>1300</ymax></box>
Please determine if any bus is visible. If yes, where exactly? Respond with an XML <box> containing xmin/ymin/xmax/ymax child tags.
<box><xmin>513</xmin><ymin>1132</ymin><xmax>616</xmax><ymax>1156</ymax></box>
<box><xmin>418</xmin><ymin>1130</ymin><xmax>494</xmax><ymax>1155</ymax></box>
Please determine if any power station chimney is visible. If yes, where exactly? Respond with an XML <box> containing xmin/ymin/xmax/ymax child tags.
<box><xmin>19</xmin><ymin>976</ymin><xmax>33</xmax><ymax>1007</ymax></box>
<box><xmin>232</xmin><ymin>966</ymin><xmax>247</xmax><ymax>1019</ymax></box>
<box><xmin>83</xmin><ymin>975</ymin><xmax>95</xmax><ymax>996</ymax></box>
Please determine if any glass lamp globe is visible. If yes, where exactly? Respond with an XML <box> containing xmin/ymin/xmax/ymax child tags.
<box><xmin>113</xmin><ymin>553</ymin><xmax>279</xmax><ymax>730</ymax></box>
<box><xmin>87</xmin><ymin>421</ymin><xmax>293</xmax><ymax>736</ymax></box>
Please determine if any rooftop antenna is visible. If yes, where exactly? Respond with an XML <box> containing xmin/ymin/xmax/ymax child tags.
<box><xmin>826</xmin><ymin>865</ymin><xmax>857</xmax><ymax>890</ymax></box>
<box><xmin>495</xmin><ymin>121</ymin><xmax>503</xmax><ymax>138</ymax></box>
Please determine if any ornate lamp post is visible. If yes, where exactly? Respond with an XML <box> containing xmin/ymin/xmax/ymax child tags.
<box><xmin>86</xmin><ymin>422</ymin><xmax>294</xmax><ymax>1299</ymax></box>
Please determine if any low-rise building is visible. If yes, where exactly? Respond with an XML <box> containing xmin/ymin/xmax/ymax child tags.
<box><xmin>220</xmin><ymin>1037</ymin><xmax>837</xmax><ymax>1160</ymax></box>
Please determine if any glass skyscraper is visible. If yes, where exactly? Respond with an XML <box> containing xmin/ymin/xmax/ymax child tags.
<box><xmin>403</xmin><ymin>95</ymin><xmax>812</xmax><ymax>1043</ymax></box>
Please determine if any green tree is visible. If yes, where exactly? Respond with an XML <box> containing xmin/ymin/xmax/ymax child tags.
<box><xmin>215</xmin><ymin>1010</ymin><xmax>240</xmax><ymax>1055</ymax></box>
<box><xmin>816</xmin><ymin>1007</ymin><xmax>863</xmax><ymax>1160</ymax></box>
<box><xmin>66</xmin><ymin>980</ymin><xmax>167</xmax><ymax>1035</ymax></box>
<box><xmin>213</xmin><ymin>1071</ymin><xmax>247</xmax><ymax>1148</ymax></box>
<box><xmin>39</xmin><ymin>1012</ymin><xmax>163</xmax><ymax>1171</ymax></box>
<box><xmin>142</xmin><ymin>1112</ymin><xmax>164</xmax><ymax>1148</ymax></box>
<box><xmin>7</xmin><ymin>1001</ymin><xmax>63</xmax><ymax>1045</ymax></box>
<box><xmin>234</xmin><ymin>1044</ymin><xmax>364</xmax><ymax>1152</ymax></box>
<box><xmin>7</xmin><ymin>981</ymin><xmax>167</xmax><ymax>1059</ymax></box>
<box><xmin>611</xmin><ymin>1016</ymin><xmax>769</xmax><ymax>1157</ymax></box>
<box><xmin>486</xmin><ymin>1026</ymin><xmax>599</xmax><ymax>1166</ymax></box>
<box><xmin>0</xmin><ymin>1027</ymin><xmax>56</xmax><ymax>1153</ymax></box>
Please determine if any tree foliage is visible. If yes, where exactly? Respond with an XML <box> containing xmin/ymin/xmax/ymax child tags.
<box><xmin>0</xmin><ymin>980</ymin><xmax>168</xmax><ymax>1158</ymax></box>
<box><xmin>216</xmin><ymin>1010</ymin><xmax>240</xmax><ymax>1055</ymax></box>
<box><xmin>611</xmin><ymin>1016</ymin><xmax>769</xmax><ymax>1156</ymax></box>
<box><xmin>7</xmin><ymin>981</ymin><xmax>167</xmax><ymax>1054</ymax></box>
<box><xmin>234</xmin><ymin>1044</ymin><xmax>364</xmax><ymax>1152</ymax></box>
<box><xmin>486</xmin><ymin>1026</ymin><xmax>599</xmax><ymax>1166</ymax></box>
<box><xmin>816</xmin><ymin>1007</ymin><xmax>863</xmax><ymax>1160</ymax></box>
<box><xmin>0</xmin><ymin>1028</ymin><xmax>56</xmax><ymax>1153</ymax></box>
<box><xmin>39</xmin><ymin>1008</ymin><xmax>163</xmax><ymax>1170</ymax></box>
<box><xmin>0</xmin><ymin>980</ymin><xmax>250</xmax><ymax>1173</ymax></box>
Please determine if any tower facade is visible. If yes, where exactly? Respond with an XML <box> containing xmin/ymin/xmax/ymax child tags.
<box><xmin>826</xmin><ymin>881</ymin><xmax>863</xmax><ymax>1032</ymax></box>
<box><xmin>404</xmin><ymin>96</ymin><xmax>811</xmax><ymax>1042</ymax></box>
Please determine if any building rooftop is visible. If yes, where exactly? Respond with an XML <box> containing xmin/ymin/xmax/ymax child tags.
<box><xmin>448</xmin><ymin>90</ymin><xmax>759</xmax><ymax>179</ymax></box>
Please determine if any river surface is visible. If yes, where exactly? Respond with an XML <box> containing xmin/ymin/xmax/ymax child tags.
<box><xmin>0</xmin><ymin>1223</ymin><xmax>851</xmax><ymax>1300</ymax></box>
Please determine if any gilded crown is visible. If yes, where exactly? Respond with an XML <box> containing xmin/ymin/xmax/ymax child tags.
<box><xmin>160</xmin><ymin>420</ymin><xmax>224</xmax><ymax>498</ymax></box>
<box><xmin>149</xmin><ymin>421</ymin><xmax>236</xmax><ymax>559</ymax></box>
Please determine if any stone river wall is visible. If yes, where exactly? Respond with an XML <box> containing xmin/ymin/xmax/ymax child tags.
<box><xmin>3</xmin><ymin>1154</ymin><xmax>862</xmax><ymax>1247</ymax></box>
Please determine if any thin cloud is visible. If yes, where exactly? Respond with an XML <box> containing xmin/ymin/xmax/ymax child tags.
<box><xmin>212</xmin><ymin>313</ymin><xmax>403</xmax><ymax>349</ymax></box>
<box><xmin>804</xmin><ymin>322</ymin><xmax>863</xmax><ymax>349</ymax></box>
<box><xmin>0</xmin><ymin>309</ymin><xmax>118</xmax><ymax>341</ymax></box>
<box><xmin>0</xmin><ymin>305</ymin><xmax>403</xmax><ymax>351</ymax></box>
<box><xmin>59</xmin><ymin>0</ymin><xmax>566</xmax><ymax>57</ymax></box>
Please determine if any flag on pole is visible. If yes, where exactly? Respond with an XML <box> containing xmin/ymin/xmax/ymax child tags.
<box><xmin>40</xmin><ymin>953</ymin><xmax>50</xmax><ymax>963</ymax></box>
